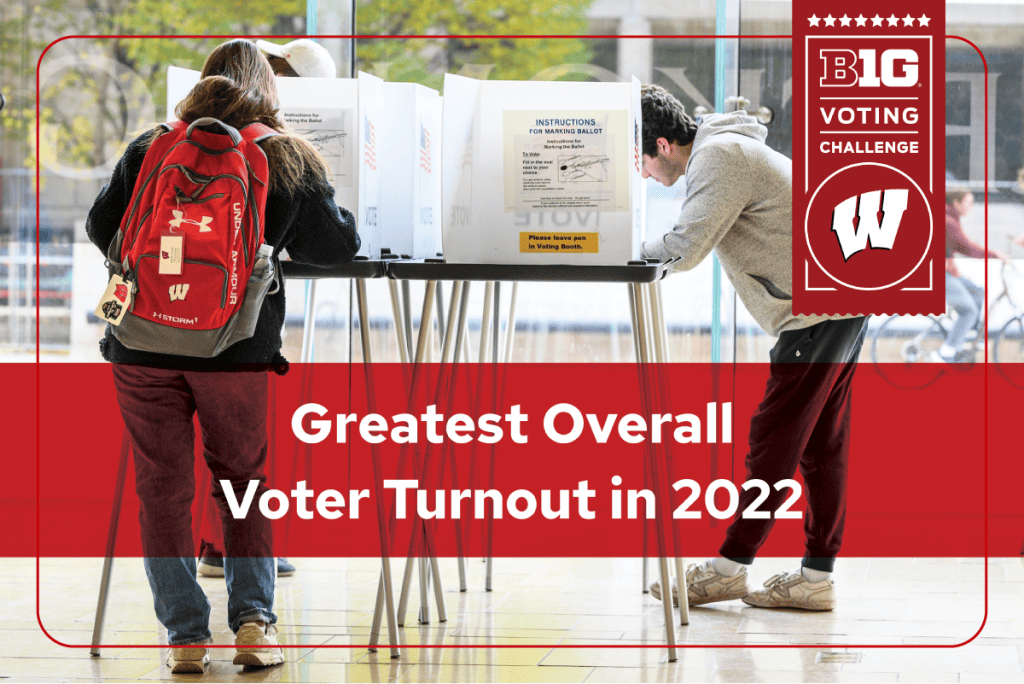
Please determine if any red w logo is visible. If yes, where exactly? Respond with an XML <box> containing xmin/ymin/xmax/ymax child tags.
<box><xmin>831</xmin><ymin>189</ymin><xmax>909</xmax><ymax>261</ymax></box>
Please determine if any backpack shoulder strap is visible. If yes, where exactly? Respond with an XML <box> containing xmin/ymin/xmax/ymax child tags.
<box><xmin>160</xmin><ymin>120</ymin><xmax>187</xmax><ymax>134</ymax></box>
<box><xmin>239</xmin><ymin>122</ymin><xmax>278</xmax><ymax>144</ymax></box>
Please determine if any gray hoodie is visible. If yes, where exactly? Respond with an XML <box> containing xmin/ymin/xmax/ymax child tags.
<box><xmin>642</xmin><ymin>112</ymin><xmax>834</xmax><ymax>337</ymax></box>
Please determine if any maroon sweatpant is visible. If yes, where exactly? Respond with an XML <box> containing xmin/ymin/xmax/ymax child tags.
<box><xmin>112</xmin><ymin>365</ymin><xmax>272</xmax><ymax>558</ymax></box>
<box><xmin>719</xmin><ymin>316</ymin><xmax>869</xmax><ymax>572</ymax></box>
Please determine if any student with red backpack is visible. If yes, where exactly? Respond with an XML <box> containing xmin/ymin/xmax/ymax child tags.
<box><xmin>86</xmin><ymin>39</ymin><xmax>359</xmax><ymax>673</ymax></box>
<box><xmin>195</xmin><ymin>37</ymin><xmax>338</xmax><ymax>583</ymax></box>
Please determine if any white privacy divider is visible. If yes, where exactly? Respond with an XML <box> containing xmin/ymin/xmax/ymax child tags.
<box><xmin>380</xmin><ymin>82</ymin><xmax>442</xmax><ymax>259</ymax></box>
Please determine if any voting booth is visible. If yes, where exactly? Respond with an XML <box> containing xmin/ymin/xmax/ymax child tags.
<box><xmin>379</xmin><ymin>82</ymin><xmax>442</xmax><ymax>259</ymax></box>
<box><xmin>442</xmin><ymin>73</ymin><xmax>645</xmax><ymax>266</ymax></box>
<box><xmin>167</xmin><ymin>67</ymin><xmax>384</xmax><ymax>258</ymax></box>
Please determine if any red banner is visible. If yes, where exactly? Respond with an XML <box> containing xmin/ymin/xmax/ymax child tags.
<box><xmin>3</xmin><ymin>362</ymin><xmax>1012</xmax><ymax>558</ymax></box>
<box><xmin>792</xmin><ymin>1</ymin><xmax>946</xmax><ymax>315</ymax></box>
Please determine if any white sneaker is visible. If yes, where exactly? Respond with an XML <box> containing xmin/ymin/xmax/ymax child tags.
<box><xmin>166</xmin><ymin>643</ymin><xmax>209</xmax><ymax>674</ymax></box>
<box><xmin>742</xmin><ymin>572</ymin><xmax>836</xmax><ymax>611</ymax></box>
<box><xmin>232</xmin><ymin>622</ymin><xmax>284</xmax><ymax>667</ymax></box>
<box><xmin>650</xmin><ymin>560</ymin><xmax>750</xmax><ymax>607</ymax></box>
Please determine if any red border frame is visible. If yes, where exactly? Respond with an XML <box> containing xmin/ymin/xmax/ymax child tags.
<box><xmin>33</xmin><ymin>33</ymin><xmax>989</xmax><ymax>653</ymax></box>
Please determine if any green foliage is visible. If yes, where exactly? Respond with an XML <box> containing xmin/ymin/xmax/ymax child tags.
<box><xmin>356</xmin><ymin>0</ymin><xmax>594</xmax><ymax>90</ymax></box>
<box><xmin>4</xmin><ymin>0</ymin><xmax>301</xmax><ymax>173</ymax></box>
<box><xmin>4</xmin><ymin>0</ymin><xmax>596</xmax><ymax>174</ymax></box>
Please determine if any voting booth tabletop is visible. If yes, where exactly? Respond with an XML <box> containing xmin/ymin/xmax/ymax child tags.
<box><xmin>385</xmin><ymin>260</ymin><xmax>670</xmax><ymax>283</ymax></box>
<box><xmin>280</xmin><ymin>258</ymin><xmax>387</xmax><ymax>279</ymax></box>
<box><xmin>279</xmin><ymin>258</ymin><xmax>670</xmax><ymax>283</ymax></box>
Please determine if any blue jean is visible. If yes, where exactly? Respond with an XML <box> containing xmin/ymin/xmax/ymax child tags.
<box><xmin>946</xmin><ymin>272</ymin><xmax>985</xmax><ymax>350</ymax></box>
<box><xmin>144</xmin><ymin>556</ymin><xmax>276</xmax><ymax>644</ymax></box>
<box><xmin>113</xmin><ymin>365</ymin><xmax>278</xmax><ymax>645</ymax></box>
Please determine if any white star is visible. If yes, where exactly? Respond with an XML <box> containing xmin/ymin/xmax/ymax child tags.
<box><xmin>918</xmin><ymin>14</ymin><xmax>931</xmax><ymax>26</ymax></box>
<box><xmin>808</xmin><ymin>14</ymin><xmax>820</xmax><ymax>26</ymax></box>
<box><xmin>903</xmin><ymin>14</ymin><xmax>915</xmax><ymax>26</ymax></box>
<box><xmin>855</xmin><ymin>14</ymin><xmax>868</xmax><ymax>26</ymax></box>
<box><xmin>839</xmin><ymin>14</ymin><xmax>852</xmax><ymax>26</ymax></box>
<box><xmin>824</xmin><ymin>14</ymin><xmax>836</xmax><ymax>26</ymax></box>
<box><xmin>871</xmin><ymin>14</ymin><xmax>883</xmax><ymax>26</ymax></box>
<box><xmin>886</xmin><ymin>14</ymin><xmax>899</xmax><ymax>26</ymax></box>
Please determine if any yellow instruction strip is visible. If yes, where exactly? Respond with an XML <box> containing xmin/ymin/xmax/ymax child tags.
<box><xmin>520</xmin><ymin>232</ymin><xmax>599</xmax><ymax>254</ymax></box>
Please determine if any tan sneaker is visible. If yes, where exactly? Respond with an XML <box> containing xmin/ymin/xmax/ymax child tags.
<box><xmin>166</xmin><ymin>643</ymin><xmax>210</xmax><ymax>674</ymax></box>
<box><xmin>648</xmin><ymin>577</ymin><xmax>679</xmax><ymax>606</ymax></box>
<box><xmin>232</xmin><ymin>622</ymin><xmax>285</xmax><ymax>667</ymax></box>
<box><xmin>742</xmin><ymin>572</ymin><xmax>836</xmax><ymax>611</ymax></box>
<box><xmin>650</xmin><ymin>560</ymin><xmax>750</xmax><ymax>607</ymax></box>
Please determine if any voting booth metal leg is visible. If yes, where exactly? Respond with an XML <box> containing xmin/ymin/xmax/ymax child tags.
<box><xmin>485</xmin><ymin>282</ymin><xmax>502</xmax><ymax>593</ymax></box>
<box><xmin>450</xmin><ymin>282</ymin><xmax>472</xmax><ymax>592</ymax></box>
<box><xmin>351</xmin><ymin>279</ymin><xmax>402</xmax><ymax>659</ymax></box>
<box><xmin>630</xmin><ymin>291</ymin><xmax>651</xmax><ymax>595</ymax></box>
<box><xmin>393</xmin><ymin>281</ymin><xmax>447</xmax><ymax>626</ymax></box>
<box><xmin>90</xmin><ymin>429</ymin><xmax>131</xmax><ymax>656</ymax></box>
<box><xmin>300</xmin><ymin>281</ymin><xmax>318</xmax><ymax>363</ymax></box>
<box><xmin>504</xmin><ymin>282</ymin><xmax>518</xmax><ymax>363</ymax></box>
<box><xmin>420</xmin><ymin>281</ymin><xmax>465</xmax><ymax>624</ymax></box>
<box><xmin>388</xmin><ymin>280</ymin><xmax>411</xmax><ymax>365</ymax></box>
<box><xmin>433</xmin><ymin>281</ymin><xmax>469</xmax><ymax>595</ymax></box>
<box><xmin>461</xmin><ymin>282</ymin><xmax>494</xmax><ymax>586</ymax></box>
<box><xmin>648</xmin><ymin>281</ymin><xmax>689</xmax><ymax>627</ymax></box>
<box><xmin>630</xmin><ymin>283</ymin><xmax>678</xmax><ymax>660</ymax></box>
<box><xmin>395</xmin><ymin>282</ymin><xmax>435</xmax><ymax>625</ymax></box>
<box><xmin>479</xmin><ymin>282</ymin><xmax>494</xmax><ymax>366</ymax></box>
<box><xmin>401</xmin><ymin>281</ymin><xmax>414</xmax><ymax>360</ymax></box>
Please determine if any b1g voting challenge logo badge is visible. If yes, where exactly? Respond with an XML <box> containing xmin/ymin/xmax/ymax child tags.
<box><xmin>792</xmin><ymin>2</ymin><xmax>945</xmax><ymax>315</ymax></box>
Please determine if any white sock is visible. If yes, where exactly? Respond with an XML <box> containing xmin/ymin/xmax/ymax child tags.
<box><xmin>801</xmin><ymin>566</ymin><xmax>831</xmax><ymax>583</ymax></box>
<box><xmin>711</xmin><ymin>556</ymin><xmax>746</xmax><ymax>577</ymax></box>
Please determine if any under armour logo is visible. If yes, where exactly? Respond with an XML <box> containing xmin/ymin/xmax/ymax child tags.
<box><xmin>831</xmin><ymin>189</ymin><xmax>909</xmax><ymax>261</ymax></box>
<box><xmin>169</xmin><ymin>284</ymin><xmax>190</xmax><ymax>301</ymax></box>
<box><xmin>169</xmin><ymin>210</ymin><xmax>213</xmax><ymax>233</ymax></box>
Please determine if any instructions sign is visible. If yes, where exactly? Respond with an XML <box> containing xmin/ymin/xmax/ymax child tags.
<box><xmin>519</xmin><ymin>232</ymin><xmax>599</xmax><ymax>254</ymax></box>
<box><xmin>280</xmin><ymin>108</ymin><xmax>354</xmax><ymax>190</ymax></box>
<box><xmin>503</xmin><ymin>110</ymin><xmax>629</xmax><ymax>213</ymax></box>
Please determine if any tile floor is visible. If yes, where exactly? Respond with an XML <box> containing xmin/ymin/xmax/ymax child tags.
<box><xmin>2</xmin><ymin>556</ymin><xmax>1022</xmax><ymax>683</ymax></box>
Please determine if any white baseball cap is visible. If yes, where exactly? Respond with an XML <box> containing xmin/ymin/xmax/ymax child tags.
<box><xmin>255</xmin><ymin>39</ymin><xmax>336</xmax><ymax>79</ymax></box>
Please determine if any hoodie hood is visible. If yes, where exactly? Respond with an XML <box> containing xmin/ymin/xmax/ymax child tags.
<box><xmin>693</xmin><ymin>111</ymin><xmax>768</xmax><ymax>148</ymax></box>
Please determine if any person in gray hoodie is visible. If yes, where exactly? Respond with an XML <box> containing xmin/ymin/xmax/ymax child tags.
<box><xmin>641</xmin><ymin>84</ymin><xmax>868</xmax><ymax>611</ymax></box>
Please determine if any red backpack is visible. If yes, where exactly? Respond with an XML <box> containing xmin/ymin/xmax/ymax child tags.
<box><xmin>99</xmin><ymin>117</ymin><xmax>280</xmax><ymax>357</ymax></box>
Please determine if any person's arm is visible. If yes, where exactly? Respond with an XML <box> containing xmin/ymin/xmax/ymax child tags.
<box><xmin>276</xmin><ymin>174</ymin><xmax>360</xmax><ymax>266</ymax></box>
<box><xmin>948</xmin><ymin>215</ymin><xmax>1006</xmax><ymax>260</ymax></box>
<box><xmin>641</xmin><ymin>145</ymin><xmax>749</xmax><ymax>271</ymax></box>
<box><xmin>85</xmin><ymin>130</ymin><xmax>157</xmax><ymax>254</ymax></box>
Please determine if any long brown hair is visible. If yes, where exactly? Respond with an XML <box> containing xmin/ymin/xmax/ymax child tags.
<box><xmin>172</xmin><ymin>39</ymin><xmax>329</xmax><ymax>195</ymax></box>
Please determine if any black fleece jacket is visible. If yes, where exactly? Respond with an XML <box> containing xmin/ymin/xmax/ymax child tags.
<box><xmin>86</xmin><ymin>127</ymin><xmax>360</xmax><ymax>371</ymax></box>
